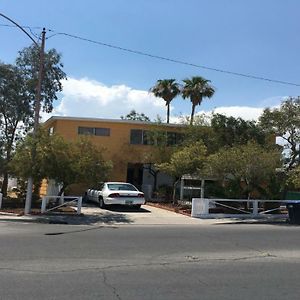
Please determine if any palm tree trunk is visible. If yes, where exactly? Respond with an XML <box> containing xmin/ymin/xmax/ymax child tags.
<box><xmin>167</xmin><ymin>104</ymin><xmax>170</xmax><ymax>123</ymax></box>
<box><xmin>190</xmin><ymin>104</ymin><xmax>196</xmax><ymax>125</ymax></box>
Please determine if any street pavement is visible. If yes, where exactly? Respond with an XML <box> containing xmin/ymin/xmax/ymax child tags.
<box><xmin>0</xmin><ymin>203</ymin><xmax>299</xmax><ymax>299</ymax></box>
<box><xmin>0</xmin><ymin>218</ymin><xmax>299</xmax><ymax>300</ymax></box>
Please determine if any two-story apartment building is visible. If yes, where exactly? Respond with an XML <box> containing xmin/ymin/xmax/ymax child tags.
<box><xmin>43</xmin><ymin>116</ymin><xmax>184</xmax><ymax>196</ymax></box>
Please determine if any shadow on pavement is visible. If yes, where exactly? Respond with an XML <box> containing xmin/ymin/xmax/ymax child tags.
<box><xmin>82</xmin><ymin>202</ymin><xmax>151</xmax><ymax>213</ymax></box>
<box><xmin>44</xmin><ymin>211</ymin><xmax>135</xmax><ymax>225</ymax></box>
<box><xmin>0</xmin><ymin>211</ymin><xmax>134</xmax><ymax>226</ymax></box>
<box><xmin>214</xmin><ymin>217</ymin><xmax>299</xmax><ymax>227</ymax></box>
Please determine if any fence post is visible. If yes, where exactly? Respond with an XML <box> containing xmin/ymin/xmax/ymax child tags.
<box><xmin>77</xmin><ymin>197</ymin><xmax>82</xmax><ymax>215</ymax></box>
<box><xmin>41</xmin><ymin>196</ymin><xmax>47</xmax><ymax>213</ymax></box>
<box><xmin>0</xmin><ymin>193</ymin><xmax>2</xmax><ymax>209</ymax></box>
<box><xmin>59</xmin><ymin>192</ymin><xmax>64</xmax><ymax>205</ymax></box>
<box><xmin>252</xmin><ymin>200</ymin><xmax>258</xmax><ymax>216</ymax></box>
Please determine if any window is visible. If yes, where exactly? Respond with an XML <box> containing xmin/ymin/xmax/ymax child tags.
<box><xmin>95</xmin><ymin>127</ymin><xmax>110</xmax><ymax>136</ymax></box>
<box><xmin>78</xmin><ymin>127</ymin><xmax>110</xmax><ymax>136</ymax></box>
<box><xmin>130</xmin><ymin>129</ymin><xmax>182</xmax><ymax>145</ymax></box>
<box><xmin>130</xmin><ymin>129</ymin><xmax>143</xmax><ymax>144</ymax></box>
<box><xmin>143</xmin><ymin>130</ymin><xmax>154</xmax><ymax>145</ymax></box>
<box><xmin>167</xmin><ymin>132</ymin><xmax>183</xmax><ymax>146</ymax></box>
<box><xmin>107</xmin><ymin>183</ymin><xmax>137</xmax><ymax>191</ymax></box>
<box><xmin>78</xmin><ymin>127</ymin><xmax>94</xmax><ymax>135</ymax></box>
<box><xmin>48</xmin><ymin>127</ymin><xmax>54</xmax><ymax>135</ymax></box>
<box><xmin>167</xmin><ymin>132</ymin><xmax>177</xmax><ymax>146</ymax></box>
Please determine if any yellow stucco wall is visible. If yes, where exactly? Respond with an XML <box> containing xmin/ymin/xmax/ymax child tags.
<box><xmin>44</xmin><ymin>117</ymin><xmax>183</xmax><ymax>183</ymax></box>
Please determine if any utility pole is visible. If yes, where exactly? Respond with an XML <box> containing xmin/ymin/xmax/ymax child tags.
<box><xmin>0</xmin><ymin>13</ymin><xmax>46</xmax><ymax>214</ymax></box>
<box><xmin>24</xmin><ymin>28</ymin><xmax>46</xmax><ymax>214</ymax></box>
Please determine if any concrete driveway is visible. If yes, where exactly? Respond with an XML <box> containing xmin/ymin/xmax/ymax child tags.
<box><xmin>79</xmin><ymin>203</ymin><xmax>221</xmax><ymax>226</ymax></box>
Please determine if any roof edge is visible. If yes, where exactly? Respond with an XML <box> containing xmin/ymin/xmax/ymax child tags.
<box><xmin>43</xmin><ymin>115</ymin><xmax>186</xmax><ymax>128</ymax></box>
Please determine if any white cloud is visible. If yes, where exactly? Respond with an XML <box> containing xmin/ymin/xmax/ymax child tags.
<box><xmin>41</xmin><ymin>77</ymin><xmax>283</xmax><ymax>123</ymax></box>
<box><xmin>42</xmin><ymin>77</ymin><xmax>166</xmax><ymax>121</ymax></box>
<box><xmin>169</xmin><ymin>106</ymin><xmax>265</xmax><ymax>124</ymax></box>
<box><xmin>211</xmin><ymin>106</ymin><xmax>264</xmax><ymax>121</ymax></box>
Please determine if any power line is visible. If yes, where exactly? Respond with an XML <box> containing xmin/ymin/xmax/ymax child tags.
<box><xmin>1</xmin><ymin>23</ymin><xmax>300</xmax><ymax>87</ymax></box>
<box><xmin>46</xmin><ymin>30</ymin><xmax>300</xmax><ymax>87</ymax></box>
<box><xmin>0</xmin><ymin>23</ymin><xmax>43</xmax><ymax>30</ymax></box>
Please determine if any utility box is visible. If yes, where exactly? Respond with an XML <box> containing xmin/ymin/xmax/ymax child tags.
<box><xmin>191</xmin><ymin>198</ymin><xmax>209</xmax><ymax>217</ymax></box>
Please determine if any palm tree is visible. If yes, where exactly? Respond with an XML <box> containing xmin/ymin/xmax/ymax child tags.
<box><xmin>150</xmin><ymin>79</ymin><xmax>180</xmax><ymax>123</ymax></box>
<box><xmin>182</xmin><ymin>76</ymin><xmax>215</xmax><ymax>125</ymax></box>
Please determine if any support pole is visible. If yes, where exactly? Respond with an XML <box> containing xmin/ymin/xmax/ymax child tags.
<box><xmin>24</xmin><ymin>28</ymin><xmax>46</xmax><ymax>215</ymax></box>
<box><xmin>200</xmin><ymin>179</ymin><xmax>205</xmax><ymax>198</ymax></box>
<box><xmin>252</xmin><ymin>200</ymin><xmax>259</xmax><ymax>216</ymax></box>
<box><xmin>77</xmin><ymin>197</ymin><xmax>82</xmax><ymax>215</ymax></box>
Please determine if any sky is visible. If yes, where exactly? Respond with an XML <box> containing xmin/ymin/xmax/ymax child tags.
<box><xmin>1</xmin><ymin>0</ymin><xmax>300</xmax><ymax>122</ymax></box>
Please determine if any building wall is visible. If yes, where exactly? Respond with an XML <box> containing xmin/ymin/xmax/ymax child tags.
<box><xmin>43</xmin><ymin>117</ymin><xmax>183</xmax><ymax>193</ymax></box>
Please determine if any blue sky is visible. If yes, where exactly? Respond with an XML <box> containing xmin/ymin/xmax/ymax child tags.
<box><xmin>1</xmin><ymin>0</ymin><xmax>300</xmax><ymax>121</ymax></box>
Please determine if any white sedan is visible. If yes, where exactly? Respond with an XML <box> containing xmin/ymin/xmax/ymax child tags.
<box><xmin>86</xmin><ymin>182</ymin><xmax>145</xmax><ymax>209</ymax></box>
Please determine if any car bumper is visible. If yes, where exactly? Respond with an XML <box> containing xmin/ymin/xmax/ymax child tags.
<box><xmin>104</xmin><ymin>197</ymin><xmax>146</xmax><ymax>205</ymax></box>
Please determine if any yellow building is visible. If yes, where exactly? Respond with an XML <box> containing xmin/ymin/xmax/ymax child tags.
<box><xmin>43</xmin><ymin>116</ymin><xmax>184</xmax><ymax>196</ymax></box>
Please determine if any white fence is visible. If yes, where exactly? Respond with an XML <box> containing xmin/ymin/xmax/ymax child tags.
<box><xmin>41</xmin><ymin>195</ymin><xmax>82</xmax><ymax>215</ymax></box>
<box><xmin>192</xmin><ymin>198</ymin><xmax>288</xmax><ymax>219</ymax></box>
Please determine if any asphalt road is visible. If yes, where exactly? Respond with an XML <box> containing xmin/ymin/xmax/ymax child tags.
<box><xmin>0</xmin><ymin>218</ymin><xmax>299</xmax><ymax>300</ymax></box>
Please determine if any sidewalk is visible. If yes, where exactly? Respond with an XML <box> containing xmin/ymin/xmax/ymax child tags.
<box><xmin>0</xmin><ymin>205</ymin><xmax>289</xmax><ymax>226</ymax></box>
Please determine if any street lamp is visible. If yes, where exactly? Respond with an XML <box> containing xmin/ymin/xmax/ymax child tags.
<box><xmin>0</xmin><ymin>13</ymin><xmax>45</xmax><ymax>214</ymax></box>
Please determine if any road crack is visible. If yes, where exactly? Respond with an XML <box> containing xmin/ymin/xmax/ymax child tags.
<box><xmin>102</xmin><ymin>271</ymin><xmax>122</xmax><ymax>300</ymax></box>
<box><xmin>0</xmin><ymin>253</ymin><xmax>280</xmax><ymax>275</ymax></box>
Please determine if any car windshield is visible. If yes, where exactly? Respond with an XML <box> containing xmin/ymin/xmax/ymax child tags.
<box><xmin>107</xmin><ymin>183</ymin><xmax>137</xmax><ymax>191</ymax></box>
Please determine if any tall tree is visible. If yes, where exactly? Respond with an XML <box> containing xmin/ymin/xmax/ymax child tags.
<box><xmin>182</xmin><ymin>76</ymin><xmax>215</xmax><ymax>125</ymax></box>
<box><xmin>150</xmin><ymin>79</ymin><xmax>180</xmax><ymax>123</ymax></box>
<box><xmin>259</xmin><ymin>97</ymin><xmax>300</xmax><ymax>170</ymax></box>
<box><xmin>0</xmin><ymin>63</ymin><xmax>31</xmax><ymax>196</ymax></box>
<box><xmin>211</xmin><ymin>113</ymin><xmax>268</xmax><ymax>148</ymax></box>
<box><xmin>205</xmin><ymin>142</ymin><xmax>282</xmax><ymax>199</ymax></box>
<box><xmin>0</xmin><ymin>44</ymin><xmax>66</xmax><ymax>196</ymax></box>
<box><xmin>16</xmin><ymin>44</ymin><xmax>66</xmax><ymax>114</ymax></box>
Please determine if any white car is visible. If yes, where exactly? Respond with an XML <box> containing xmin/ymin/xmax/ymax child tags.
<box><xmin>86</xmin><ymin>182</ymin><xmax>145</xmax><ymax>209</ymax></box>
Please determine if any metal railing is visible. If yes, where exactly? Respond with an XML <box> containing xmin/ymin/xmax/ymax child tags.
<box><xmin>191</xmin><ymin>198</ymin><xmax>288</xmax><ymax>218</ymax></box>
<box><xmin>41</xmin><ymin>195</ymin><xmax>82</xmax><ymax>215</ymax></box>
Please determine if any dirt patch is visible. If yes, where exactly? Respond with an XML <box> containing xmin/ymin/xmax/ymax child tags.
<box><xmin>147</xmin><ymin>202</ymin><xmax>191</xmax><ymax>216</ymax></box>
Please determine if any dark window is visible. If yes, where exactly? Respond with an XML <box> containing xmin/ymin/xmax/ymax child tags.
<box><xmin>176</xmin><ymin>133</ymin><xmax>184</xmax><ymax>144</ymax></box>
<box><xmin>167</xmin><ymin>132</ymin><xmax>183</xmax><ymax>146</ymax></box>
<box><xmin>156</xmin><ymin>131</ymin><xmax>167</xmax><ymax>146</ymax></box>
<box><xmin>78</xmin><ymin>127</ymin><xmax>94</xmax><ymax>135</ymax></box>
<box><xmin>143</xmin><ymin>130</ymin><xmax>154</xmax><ymax>145</ymax></box>
<box><xmin>95</xmin><ymin>127</ymin><xmax>110</xmax><ymax>136</ymax></box>
<box><xmin>78</xmin><ymin>127</ymin><xmax>110</xmax><ymax>136</ymax></box>
<box><xmin>167</xmin><ymin>132</ymin><xmax>177</xmax><ymax>146</ymax></box>
<box><xmin>130</xmin><ymin>129</ymin><xmax>182</xmax><ymax>146</ymax></box>
<box><xmin>130</xmin><ymin>129</ymin><xmax>143</xmax><ymax>144</ymax></box>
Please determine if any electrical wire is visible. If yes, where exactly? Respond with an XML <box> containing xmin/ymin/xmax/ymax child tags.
<box><xmin>1</xmin><ymin>23</ymin><xmax>299</xmax><ymax>87</ymax></box>
<box><xmin>46</xmin><ymin>29</ymin><xmax>300</xmax><ymax>87</ymax></box>
<box><xmin>0</xmin><ymin>23</ymin><xmax>43</xmax><ymax>30</ymax></box>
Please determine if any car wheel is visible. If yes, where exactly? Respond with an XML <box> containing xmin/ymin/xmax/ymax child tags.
<box><xmin>99</xmin><ymin>197</ymin><xmax>106</xmax><ymax>209</ymax></box>
<box><xmin>134</xmin><ymin>204</ymin><xmax>141</xmax><ymax>209</ymax></box>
